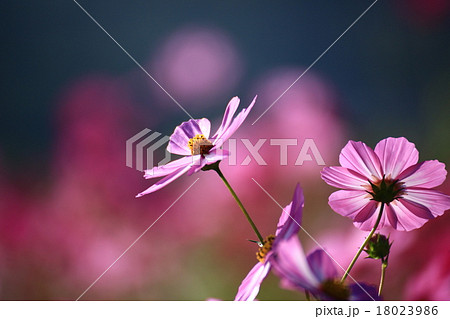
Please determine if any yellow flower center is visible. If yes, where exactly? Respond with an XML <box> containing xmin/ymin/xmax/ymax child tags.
<box><xmin>319</xmin><ymin>279</ymin><xmax>351</xmax><ymax>301</ymax></box>
<box><xmin>256</xmin><ymin>235</ymin><xmax>275</xmax><ymax>263</ymax></box>
<box><xmin>187</xmin><ymin>134</ymin><xmax>213</xmax><ymax>156</ymax></box>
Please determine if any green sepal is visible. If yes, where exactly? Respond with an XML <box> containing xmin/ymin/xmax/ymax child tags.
<box><xmin>364</xmin><ymin>233</ymin><xmax>392</xmax><ymax>260</ymax></box>
<box><xmin>201</xmin><ymin>160</ymin><xmax>221</xmax><ymax>172</ymax></box>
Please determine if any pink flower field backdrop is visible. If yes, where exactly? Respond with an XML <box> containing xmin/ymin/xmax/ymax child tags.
<box><xmin>1</xmin><ymin>1</ymin><xmax>449</xmax><ymax>300</ymax></box>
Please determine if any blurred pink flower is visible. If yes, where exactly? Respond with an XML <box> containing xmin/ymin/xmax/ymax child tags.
<box><xmin>401</xmin><ymin>211</ymin><xmax>450</xmax><ymax>300</ymax></box>
<box><xmin>321</xmin><ymin>137</ymin><xmax>450</xmax><ymax>231</ymax></box>
<box><xmin>404</xmin><ymin>252</ymin><xmax>450</xmax><ymax>300</ymax></box>
<box><xmin>235</xmin><ymin>184</ymin><xmax>303</xmax><ymax>301</ymax></box>
<box><xmin>54</xmin><ymin>76</ymin><xmax>138</xmax><ymax>187</ymax></box>
<box><xmin>47</xmin><ymin>76</ymin><xmax>201</xmax><ymax>297</ymax></box>
<box><xmin>151</xmin><ymin>27</ymin><xmax>242</xmax><ymax>107</ymax></box>
<box><xmin>137</xmin><ymin>96</ymin><xmax>256</xmax><ymax>197</ymax></box>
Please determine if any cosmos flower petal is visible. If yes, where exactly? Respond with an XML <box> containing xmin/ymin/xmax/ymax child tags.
<box><xmin>184</xmin><ymin>155</ymin><xmax>205</xmax><ymax>176</ymax></box>
<box><xmin>197</xmin><ymin>118</ymin><xmax>212</xmax><ymax>138</ymax></box>
<box><xmin>329</xmin><ymin>191</ymin><xmax>386</xmax><ymax>231</ymax></box>
<box><xmin>328</xmin><ymin>190</ymin><xmax>372</xmax><ymax>219</ymax></box>
<box><xmin>272</xmin><ymin>236</ymin><xmax>320</xmax><ymax>291</ymax></box>
<box><xmin>306</xmin><ymin>249</ymin><xmax>338</xmax><ymax>283</ymax></box>
<box><xmin>402</xmin><ymin>189</ymin><xmax>450</xmax><ymax>218</ymax></box>
<box><xmin>385</xmin><ymin>200</ymin><xmax>429</xmax><ymax>231</ymax></box>
<box><xmin>339</xmin><ymin>141</ymin><xmax>383</xmax><ymax>181</ymax></box>
<box><xmin>143</xmin><ymin>156</ymin><xmax>198</xmax><ymax>179</ymax></box>
<box><xmin>167</xmin><ymin>118</ymin><xmax>211</xmax><ymax>155</ymax></box>
<box><xmin>348</xmin><ymin>283</ymin><xmax>381</xmax><ymax>301</ymax></box>
<box><xmin>136</xmin><ymin>164</ymin><xmax>191</xmax><ymax>197</ymax></box>
<box><xmin>212</xmin><ymin>96</ymin><xmax>240</xmax><ymax>140</ymax></box>
<box><xmin>235</xmin><ymin>262</ymin><xmax>271</xmax><ymax>301</ymax></box>
<box><xmin>213</xmin><ymin>96</ymin><xmax>257</xmax><ymax>149</ymax></box>
<box><xmin>321</xmin><ymin>166</ymin><xmax>369</xmax><ymax>190</ymax></box>
<box><xmin>185</xmin><ymin>151</ymin><xmax>230</xmax><ymax>176</ymax></box>
<box><xmin>234</xmin><ymin>185</ymin><xmax>303</xmax><ymax>301</ymax></box>
<box><xmin>275</xmin><ymin>184</ymin><xmax>304</xmax><ymax>239</ymax></box>
<box><xmin>374</xmin><ymin>137</ymin><xmax>419</xmax><ymax>179</ymax></box>
<box><xmin>353</xmin><ymin>200</ymin><xmax>378</xmax><ymax>223</ymax></box>
<box><xmin>384</xmin><ymin>203</ymin><xmax>399</xmax><ymax>230</ymax></box>
<box><xmin>204</xmin><ymin>149</ymin><xmax>230</xmax><ymax>164</ymax></box>
<box><xmin>397</xmin><ymin>160</ymin><xmax>447</xmax><ymax>189</ymax></box>
<box><xmin>353</xmin><ymin>202</ymin><xmax>385</xmax><ymax>231</ymax></box>
<box><xmin>186</xmin><ymin>164</ymin><xmax>202</xmax><ymax>176</ymax></box>
<box><xmin>399</xmin><ymin>198</ymin><xmax>434</xmax><ymax>219</ymax></box>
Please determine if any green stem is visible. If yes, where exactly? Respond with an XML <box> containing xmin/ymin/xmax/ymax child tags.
<box><xmin>213</xmin><ymin>166</ymin><xmax>264</xmax><ymax>243</ymax></box>
<box><xmin>305</xmin><ymin>290</ymin><xmax>311</xmax><ymax>301</ymax></box>
<box><xmin>378</xmin><ymin>260</ymin><xmax>387</xmax><ymax>296</ymax></box>
<box><xmin>341</xmin><ymin>202</ymin><xmax>385</xmax><ymax>282</ymax></box>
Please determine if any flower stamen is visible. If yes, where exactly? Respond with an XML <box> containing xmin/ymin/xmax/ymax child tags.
<box><xmin>256</xmin><ymin>235</ymin><xmax>275</xmax><ymax>263</ymax></box>
<box><xmin>188</xmin><ymin>134</ymin><xmax>213</xmax><ymax>156</ymax></box>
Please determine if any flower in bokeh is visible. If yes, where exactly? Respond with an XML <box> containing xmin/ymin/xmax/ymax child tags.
<box><xmin>151</xmin><ymin>27</ymin><xmax>242</xmax><ymax>107</ymax></box>
<box><xmin>401</xmin><ymin>212</ymin><xmax>450</xmax><ymax>300</ymax></box>
<box><xmin>321</xmin><ymin>137</ymin><xmax>450</xmax><ymax>231</ymax></box>
<box><xmin>48</xmin><ymin>76</ymin><xmax>232</xmax><ymax>298</ymax></box>
<box><xmin>137</xmin><ymin>96</ymin><xmax>256</xmax><ymax>197</ymax></box>
<box><xmin>272</xmin><ymin>236</ymin><xmax>380</xmax><ymax>301</ymax></box>
<box><xmin>235</xmin><ymin>184</ymin><xmax>304</xmax><ymax>301</ymax></box>
<box><xmin>404</xmin><ymin>252</ymin><xmax>450</xmax><ymax>300</ymax></box>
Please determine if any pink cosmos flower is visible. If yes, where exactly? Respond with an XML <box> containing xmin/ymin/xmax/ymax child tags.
<box><xmin>321</xmin><ymin>137</ymin><xmax>450</xmax><ymax>231</ymax></box>
<box><xmin>272</xmin><ymin>236</ymin><xmax>380</xmax><ymax>301</ymax></box>
<box><xmin>136</xmin><ymin>96</ymin><xmax>256</xmax><ymax>197</ymax></box>
<box><xmin>234</xmin><ymin>184</ymin><xmax>304</xmax><ymax>301</ymax></box>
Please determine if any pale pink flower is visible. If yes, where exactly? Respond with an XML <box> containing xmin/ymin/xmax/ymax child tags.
<box><xmin>137</xmin><ymin>96</ymin><xmax>256</xmax><ymax>197</ymax></box>
<box><xmin>321</xmin><ymin>137</ymin><xmax>450</xmax><ymax>231</ymax></box>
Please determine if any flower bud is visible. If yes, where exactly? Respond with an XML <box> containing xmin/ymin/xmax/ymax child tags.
<box><xmin>364</xmin><ymin>234</ymin><xmax>391</xmax><ymax>260</ymax></box>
